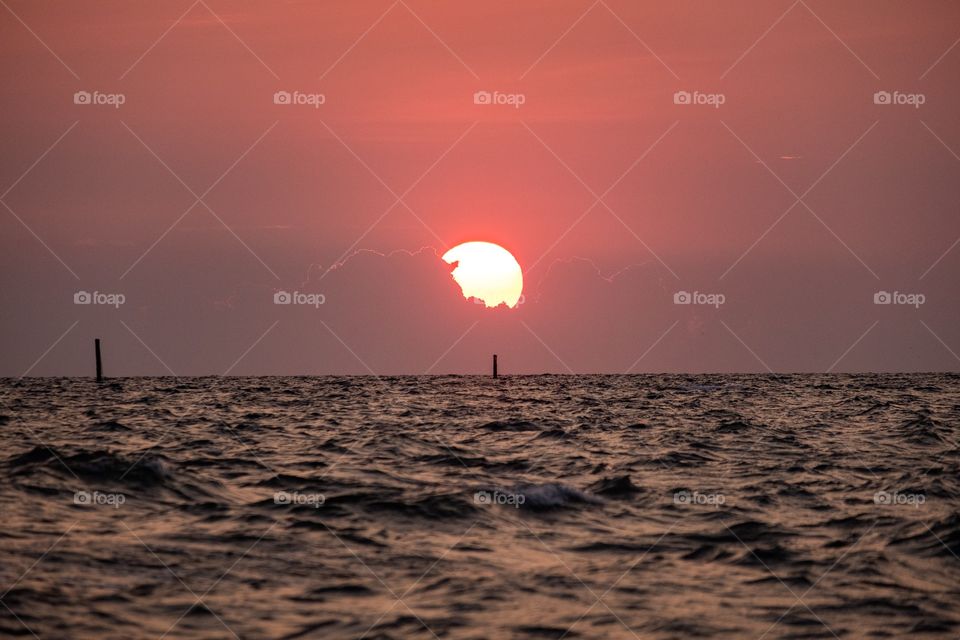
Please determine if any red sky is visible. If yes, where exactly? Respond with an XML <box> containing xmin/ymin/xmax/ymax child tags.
<box><xmin>1</xmin><ymin>0</ymin><xmax>959</xmax><ymax>374</ymax></box>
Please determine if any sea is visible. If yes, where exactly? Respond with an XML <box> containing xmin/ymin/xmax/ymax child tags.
<box><xmin>1</xmin><ymin>374</ymin><xmax>958</xmax><ymax>639</ymax></box>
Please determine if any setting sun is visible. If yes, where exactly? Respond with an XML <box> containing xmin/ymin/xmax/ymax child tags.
<box><xmin>442</xmin><ymin>242</ymin><xmax>523</xmax><ymax>308</ymax></box>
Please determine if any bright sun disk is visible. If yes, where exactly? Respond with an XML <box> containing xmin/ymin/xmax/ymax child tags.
<box><xmin>442</xmin><ymin>241</ymin><xmax>523</xmax><ymax>308</ymax></box>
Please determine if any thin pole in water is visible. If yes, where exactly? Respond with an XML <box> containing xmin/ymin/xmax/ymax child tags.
<box><xmin>493</xmin><ymin>354</ymin><xmax>498</xmax><ymax>378</ymax></box>
<box><xmin>95</xmin><ymin>338</ymin><xmax>103</xmax><ymax>382</ymax></box>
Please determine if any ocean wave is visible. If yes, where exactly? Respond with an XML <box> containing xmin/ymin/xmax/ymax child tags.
<box><xmin>7</xmin><ymin>446</ymin><xmax>169</xmax><ymax>486</ymax></box>
<box><xmin>1</xmin><ymin>373</ymin><xmax>958</xmax><ymax>639</ymax></box>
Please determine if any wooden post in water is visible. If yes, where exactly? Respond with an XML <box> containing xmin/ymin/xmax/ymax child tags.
<box><xmin>95</xmin><ymin>338</ymin><xmax>103</xmax><ymax>382</ymax></box>
<box><xmin>493</xmin><ymin>354</ymin><xmax>498</xmax><ymax>378</ymax></box>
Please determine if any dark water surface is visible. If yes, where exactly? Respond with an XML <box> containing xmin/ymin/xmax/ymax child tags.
<box><xmin>1</xmin><ymin>374</ymin><xmax>958</xmax><ymax>639</ymax></box>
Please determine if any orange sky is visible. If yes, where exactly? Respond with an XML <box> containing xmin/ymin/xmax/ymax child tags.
<box><xmin>1</xmin><ymin>1</ymin><xmax>959</xmax><ymax>374</ymax></box>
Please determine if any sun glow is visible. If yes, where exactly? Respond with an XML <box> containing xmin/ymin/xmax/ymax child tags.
<box><xmin>442</xmin><ymin>242</ymin><xmax>523</xmax><ymax>308</ymax></box>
